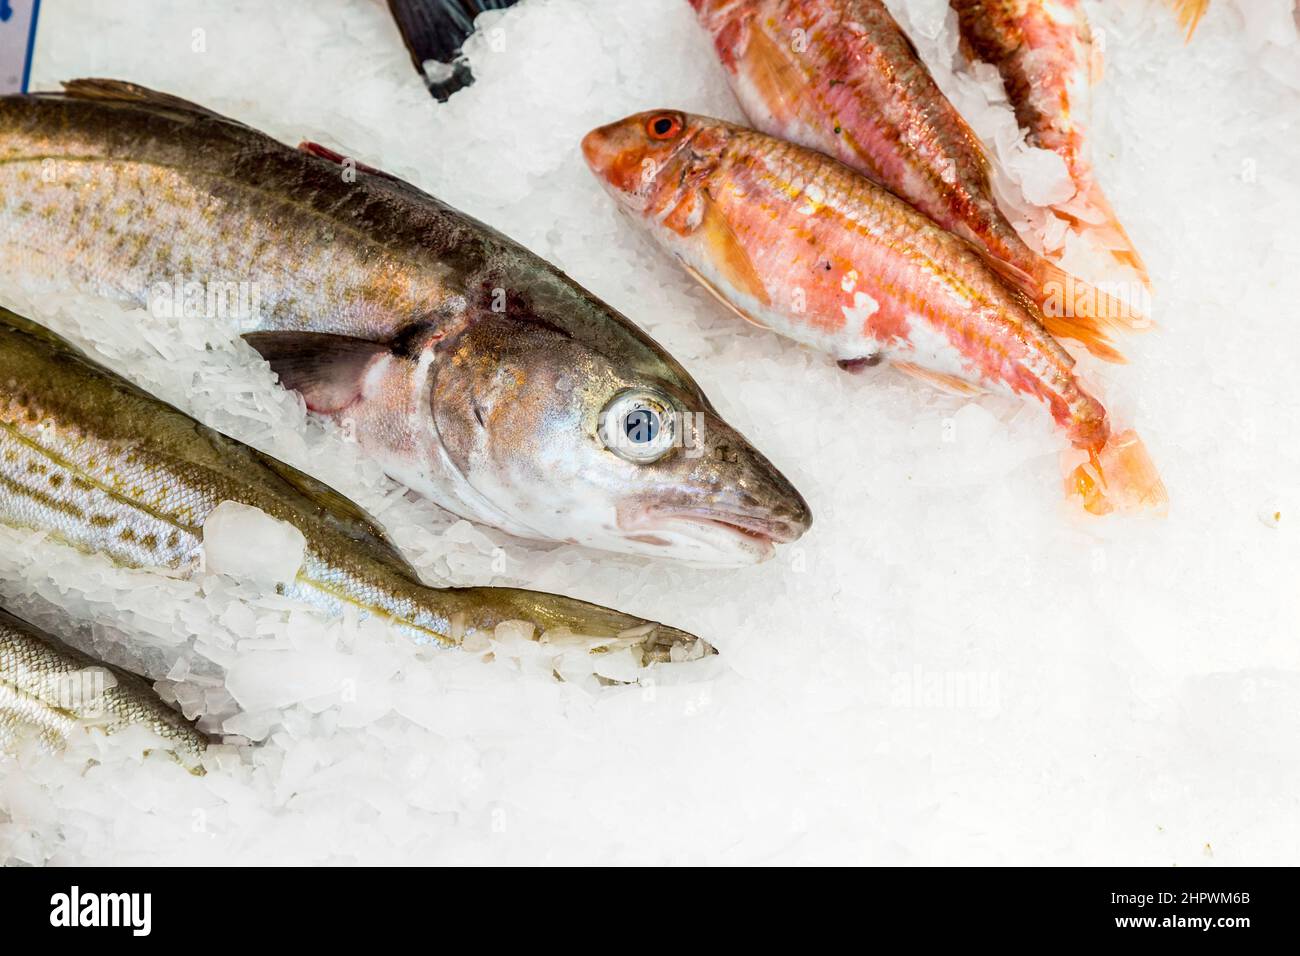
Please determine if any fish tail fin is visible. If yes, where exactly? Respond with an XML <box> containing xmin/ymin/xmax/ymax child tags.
<box><xmin>1166</xmin><ymin>0</ymin><xmax>1210</xmax><ymax>41</ymax></box>
<box><xmin>1067</xmin><ymin>429</ymin><xmax>1168</xmax><ymax>516</ymax></box>
<box><xmin>386</xmin><ymin>0</ymin><xmax>522</xmax><ymax>101</ymax></box>
<box><xmin>1058</xmin><ymin>184</ymin><xmax>1151</xmax><ymax>289</ymax></box>
<box><xmin>1036</xmin><ymin>260</ymin><xmax>1150</xmax><ymax>364</ymax></box>
<box><xmin>959</xmin><ymin>237</ymin><xmax>1146</xmax><ymax>363</ymax></box>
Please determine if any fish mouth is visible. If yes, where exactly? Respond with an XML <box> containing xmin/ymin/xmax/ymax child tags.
<box><xmin>619</xmin><ymin>505</ymin><xmax>808</xmax><ymax>566</ymax></box>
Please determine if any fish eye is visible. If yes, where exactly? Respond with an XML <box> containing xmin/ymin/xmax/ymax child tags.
<box><xmin>645</xmin><ymin>113</ymin><xmax>684</xmax><ymax>141</ymax></box>
<box><xmin>600</xmin><ymin>389</ymin><xmax>677</xmax><ymax>464</ymax></box>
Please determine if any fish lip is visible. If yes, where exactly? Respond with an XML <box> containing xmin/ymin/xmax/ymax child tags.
<box><xmin>642</xmin><ymin>505</ymin><xmax>807</xmax><ymax>547</ymax></box>
<box><xmin>579</xmin><ymin>127</ymin><xmax>605</xmax><ymax>170</ymax></box>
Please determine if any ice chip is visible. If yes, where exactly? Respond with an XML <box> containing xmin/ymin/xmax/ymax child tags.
<box><xmin>202</xmin><ymin>501</ymin><xmax>306</xmax><ymax>587</ymax></box>
<box><xmin>1006</xmin><ymin>146</ymin><xmax>1076</xmax><ymax>207</ymax></box>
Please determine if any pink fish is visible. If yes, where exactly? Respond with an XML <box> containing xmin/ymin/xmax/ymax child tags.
<box><xmin>688</xmin><ymin>0</ymin><xmax>1146</xmax><ymax>358</ymax></box>
<box><xmin>583</xmin><ymin>110</ymin><xmax>1166</xmax><ymax>514</ymax></box>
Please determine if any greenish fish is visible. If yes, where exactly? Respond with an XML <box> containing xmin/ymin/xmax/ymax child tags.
<box><xmin>0</xmin><ymin>308</ymin><xmax>709</xmax><ymax>664</ymax></box>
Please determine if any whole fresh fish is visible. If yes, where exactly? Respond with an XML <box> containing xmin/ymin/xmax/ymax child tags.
<box><xmin>582</xmin><ymin>111</ymin><xmax>1165</xmax><ymax>513</ymax></box>
<box><xmin>1</xmin><ymin>606</ymin><xmax>208</xmax><ymax>770</ymax></box>
<box><xmin>949</xmin><ymin>0</ymin><xmax>1150</xmax><ymax>285</ymax></box>
<box><xmin>0</xmin><ymin>308</ymin><xmax>708</xmax><ymax>663</ymax></box>
<box><xmin>687</xmin><ymin>0</ymin><xmax>1143</xmax><ymax>347</ymax></box>
<box><xmin>0</xmin><ymin>79</ymin><xmax>809</xmax><ymax>567</ymax></box>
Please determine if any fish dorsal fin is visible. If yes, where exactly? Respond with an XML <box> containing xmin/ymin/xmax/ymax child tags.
<box><xmin>60</xmin><ymin>78</ymin><xmax>228</xmax><ymax>118</ymax></box>
<box><xmin>682</xmin><ymin>264</ymin><xmax>770</xmax><ymax>330</ymax></box>
<box><xmin>699</xmin><ymin>190</ymin><xmax>772</xmax><ymax>307</ymax></box>
<box><xmin>892</xmin><ymin>361</ymin><xmax>984</xmax><ymax>397</ymax></box>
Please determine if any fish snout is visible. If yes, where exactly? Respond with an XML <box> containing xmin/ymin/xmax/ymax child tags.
<box><xmin>728</xmin><ymin>450</ymin><xmax>813</xmax><ymax>544</ymax></box>
<box><xmin>686</xmin><ymin>413</ymin><xmax>813</xmax><ymax>545</ymax></box>
<box><xmin>581</xmin><ymin>119</ymin><xmax>660</xmax><ymax>202</ymax></box>
<box><xmin>580</xmin><ymin>124</ymin><xmax>625</xmax><ymax>180</ymax></box>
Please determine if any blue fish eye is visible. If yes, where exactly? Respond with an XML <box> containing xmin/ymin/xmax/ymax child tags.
<box><xmin>624</xmin><ymin>408</ymin><xmax>660</xmax><ymax>443</ymax></box>
<box><xmin>600</xmin><ymin>388</ymin><xmax>676</xmax><ymax>464</ymax></box>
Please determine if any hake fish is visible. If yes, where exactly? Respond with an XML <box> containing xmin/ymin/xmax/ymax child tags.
<box><xmin>0</xmin><ymin>308</ymin><xmax>709</xmax><ymax>664</ymax></box>
<box><xmin>582</xmin><ymin>111</ymin><xmax>1166</xmax><ymax>514</ymax></box>
<box><xmin>687</xmin><ymin>0</ymin><xmax>1144</xmax><ymax>349</ymax></box>
<box><xmin>0</xmin><ymin>79</ymin><xmax>809</xmax><ymax>567</ymax></box>
<box><xmin>0</xmin><ymin>606</ymin><xmax>208</xmax><ymax>770</ymax></box>
<box><xmin>949</xmin><ymin>0</ymin><xmax>1150</xmax><ymax>285</ymax></box>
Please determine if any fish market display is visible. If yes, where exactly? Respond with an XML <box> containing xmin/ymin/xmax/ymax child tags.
<box><xmin>0</xmin><ymin>606</ymin><xmax>208</xmax><ymax>769</ymax></box>
<box><xmin>0</xmin><ymin>79</ymin><xmax>809</xmax><ymax>567</ymax></box>
<box><xmin>0</xmin><ymin>308</ymin><xmax>708</xmax><ymax>662</ymax></box>
<box><xmin>949</xmin><ymin>0</ymin><xmax>1150</xmax><ymax>284</ymax></box>
<box><xmin>686</xmin><ymin>0</ymin><xmax>1143</xmax><ymax>331</ymax></box>
<box><xmin>582</xmin><ymin>110</ymin><xmax>1165</xmax><ymax>513</ymax></box>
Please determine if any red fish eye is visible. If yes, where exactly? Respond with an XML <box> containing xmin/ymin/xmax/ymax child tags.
<box><xmin>646</xmin><ymin>113</ymin><xmax>683</xmax><ymax>140</ymax></box>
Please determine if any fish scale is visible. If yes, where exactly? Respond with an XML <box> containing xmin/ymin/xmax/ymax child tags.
<box><xmin>0</xmin><ymin>154</ymin><xmax>445</xmax><ymax>337</ymax></box>
<box><xmin>0</xmin><ymin>606</ymin><xmax>208</xmax><ymax>767</ymax></box>
<box><xmin>722</xmin><ymin>127</ymin><xmax>1091</xmax><ymax>429</ymax></box>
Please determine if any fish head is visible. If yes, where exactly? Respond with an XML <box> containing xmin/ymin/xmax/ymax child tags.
<box><xmin>431</xmin><ymin>304</ymin><xmax>810</xmax><ymax>567</ymax></box>
<box><xmin>581</xmin><ymin>110</ymin><xmax>730</xmax><ymax>223</ymax></box>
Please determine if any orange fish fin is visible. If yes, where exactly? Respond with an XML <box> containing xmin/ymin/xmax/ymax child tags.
<box><xmin>1166</xmin><ymin>0</ymin><xmax>1210</xmax><ymax>41</ymax></box>
<box><xmin>1067</xmin><ymin>430</ymin><xmax>1168</xmax><ymax>516</ymax></box>
<box><xmin>741</xmin><ymin>23</ymin><xmax>810</xmax><ymax>119</ymax></box>
<box><xmin>682</xmin><ymin>264</ymin><xmax>770</xmax><ymax>330</ymax></box>
<box><xmin>699</xmin><ymin>190</ymin><xmax>772</xmax><ymax>306</ymax></box>
<box><xmin>1037</xmin><ymin>259</ymin><xmax>1151</xmax><ymax>364</ymax></box>
<box><xmin>1040</xmin><ymin>312</ymin><xmax>1127</xmax><ymax>364</ymax></box>
<box><xmin>1056</xmin><ymin>185</ymin><xmax>1151</xmax><ymax>289</ymax></box>
<box><xmin>961</xmin><ymin>237</ymin><xmax>1042</xmax><ymax>300</ymax></box>
<box><xmin>956</xmin><ymin>232</ymin><xmax>1144</xmax><ymax>362</ymax></box>
<box><xmin>892</xmin><ymin>361</ymin><xmax>984</xmax><ymax>397</ymax></box>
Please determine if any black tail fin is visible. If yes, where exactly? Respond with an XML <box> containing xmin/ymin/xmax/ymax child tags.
<box><xmin>386</xmin><ymin>0</ymin><xmax>522</xmax><ymax>102</ymax></box>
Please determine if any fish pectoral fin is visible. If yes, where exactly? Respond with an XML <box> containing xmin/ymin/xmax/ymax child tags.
<box><xmin>741</xmin><ymin>22</ymin><xmax>809</xmax><ymax>111</ymax></box>
<box><xmin>892</xmin><ymin>361</ymin><xmax>984</xmax><ymax>397</ymax></box>
<box><xmin>682</xmin><ymin>264</ymin><xmax>770</xmax><ymax>330</ymax></box>
<box><xmin>242</xmin><ymin>330</ymin><xmax>389</xmax><ymax>414</ymax></box>
<box><xmin>700</xmin><ymin>190</ymin><xmax>772</xmax><ymax>307</ymax></box>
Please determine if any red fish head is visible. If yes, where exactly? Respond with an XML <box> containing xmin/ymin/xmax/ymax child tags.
<box><xmin>581</xmin><ymin>110</ymin><xmax>727</xmax><ymax>220</ymax></box>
